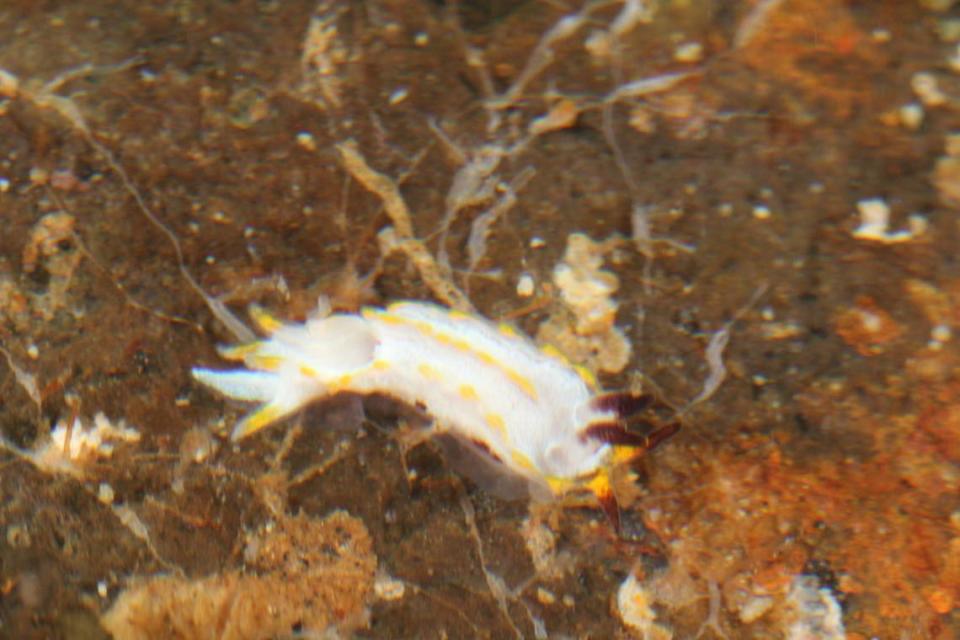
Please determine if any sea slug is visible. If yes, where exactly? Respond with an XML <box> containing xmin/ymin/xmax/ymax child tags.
<box><xmin>192</xmin><ymin>301</ymin><xmax>677</xmax><ymax>527</ymax></box>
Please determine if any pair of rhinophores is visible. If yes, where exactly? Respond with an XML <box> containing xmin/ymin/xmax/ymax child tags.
<box><xmin>192</xmin><ymin>300</ymin><xmax>680</xmax><ymax>531</ymax></box>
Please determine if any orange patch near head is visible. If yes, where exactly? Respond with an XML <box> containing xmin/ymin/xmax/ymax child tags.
<box><xmin>587</xmin><ymin>469</ymin><xmax>620</xmax><ymax>532</ymax></box>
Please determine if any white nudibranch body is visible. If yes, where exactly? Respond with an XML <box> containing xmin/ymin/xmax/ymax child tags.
<box><xmin>192</xmin><ymin>301</ymin><xmax>673</xmax><ymax>520</ymax></box>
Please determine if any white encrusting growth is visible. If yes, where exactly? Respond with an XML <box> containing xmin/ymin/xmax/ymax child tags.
<box><xmin>13</xmin><ymin>412</ymin><xmax>142</xmax><ymax>477</ymax></box>
<box><xmin>192</xmin><ymin>301</ymin><xmax>624</xmax><ymax>497</ymax></box>
<box><xmin>852</xmin><ymin>198</ymin><xmax>927</xmax><ymax>244</ymax></box>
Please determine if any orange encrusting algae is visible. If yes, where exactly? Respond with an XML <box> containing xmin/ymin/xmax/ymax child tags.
<box><xmin>636</xmin><ymin>369</ymin><xmax>960</xmax><ymax>637</ymax></box>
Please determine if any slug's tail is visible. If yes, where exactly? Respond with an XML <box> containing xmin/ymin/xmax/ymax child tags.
<box><xmin>190</xmin><ymin>368</ymin><xmax>280</xmax><ymax>403</ymax></box>
<box><xmin>192</xmin><ymin>309</ymin><xmax>380</xmax><ymax>441</ymax></box>
<box><xmin>190</xmin><ymin>368</ymin><xmax>306</xmax><ymax>440</ymax></box>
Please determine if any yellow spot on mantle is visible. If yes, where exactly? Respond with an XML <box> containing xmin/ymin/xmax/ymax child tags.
<box><xmin>574</xmin><ymin>365</ymin><xmax>598</xmax><ymax>390</ymax></box>
<box><xmin>459</xmin><ymin>384</ymin><xmax>479</xmax><ymax>401</ymax></box>
<box><xmin>328</xmin><ymin>373</ymin><xmax>354</xmax><ymax>392</ymax></box>
<box><xmin>504</xmin><ymin>367</ymin><xmax>538</xmax><ymax>401</ymax></box>
<box><xmin>363</xmin><ymin>308</ymin><xmax>403</xmax><ymax>325</ymax></box>
<box><xmin>476</xmin><ymin>351</ymin><xmax>497</xmax><ymax>366</ymax></box>
<box><xmin>433</xmin><ymin>331</ymin><xmax>473</xmax><ymax>354</ymax></box>
<box><xmin>417</xmin><ymin>362</ymin><xmax>441</xmax><ymax>381</ymax></box>
<box><xmin>540</xmin><ymin>343</ymin><xmax>569</xmax><ymax>364</ymax></box>
<box><xmin>485</xmin><ymin>413</ymin><xmax>507</xmax><ymax>436</ymax></box>
<box><xmin>510</xmin><ymin>449</ymin><xmax>536</xmax><ymax>473</ymax></box>
<box><xmin>497</xmin><ymin>322</ymin><xmax>518</xmax><ymax>338</ymax></box>
<box><xmin>412</xmin><ymin>320</ymin><xmax>435</xmax><ymax>336</ymax></box>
